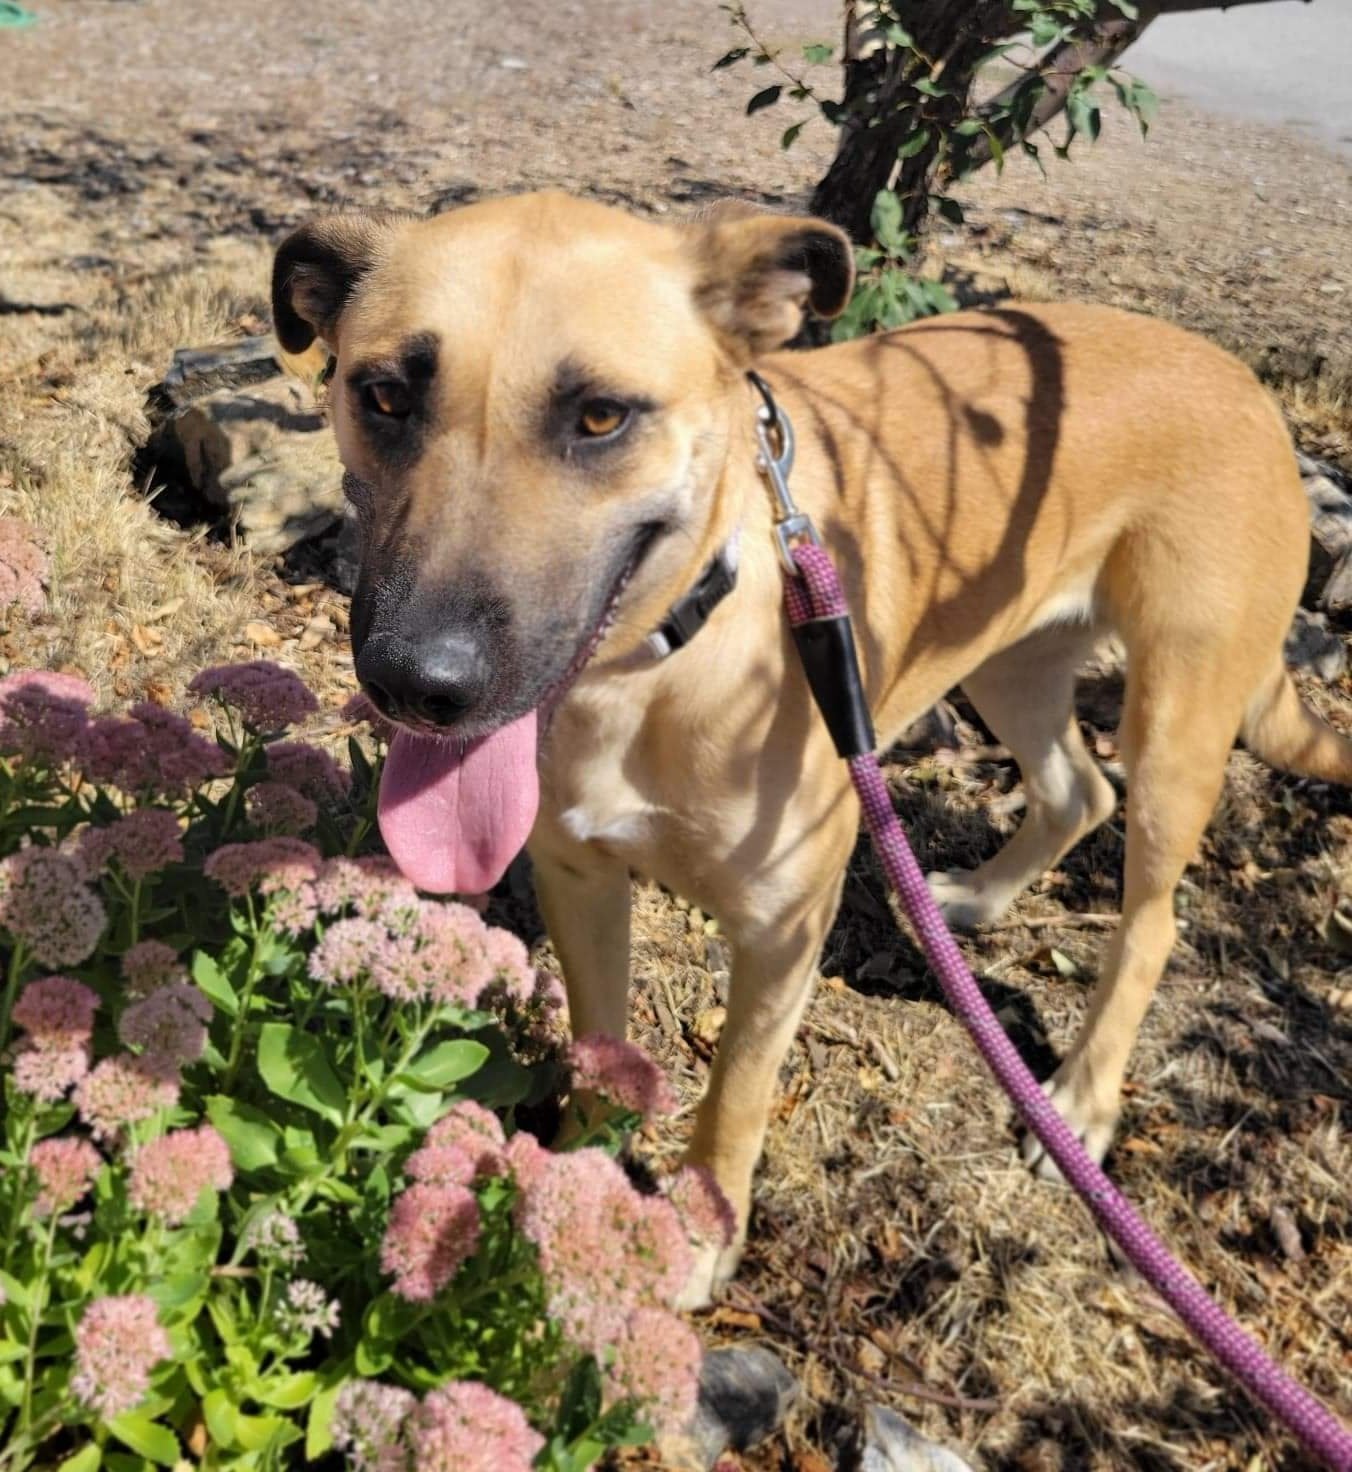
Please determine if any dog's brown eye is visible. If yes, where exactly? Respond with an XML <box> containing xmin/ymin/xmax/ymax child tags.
<box><xmin>364</xmin><ymin>380</ymin><xmax>411</xmax><ymax>419</ymax></box>
<box><xmin>578</xmin><ymin>401</ymin><xmax>629</xmax><ymax>438</ymax></box>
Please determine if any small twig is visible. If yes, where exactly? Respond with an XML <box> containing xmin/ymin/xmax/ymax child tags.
<box><xmin>986</xmin><ymin>911</ymin><xmax>1119</xmax><ymax>933</ymax></box>
<box><xmin>723</xmin><ymin>1284</ymin><xmax>1001</xmax><ymax>1414</ymax></box>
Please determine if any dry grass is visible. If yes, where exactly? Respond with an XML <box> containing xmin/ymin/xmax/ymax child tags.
<box><xmin>2</xmin><ymin>2</ymin><xmax>1350</xmax><ymax>1466</ymax></box>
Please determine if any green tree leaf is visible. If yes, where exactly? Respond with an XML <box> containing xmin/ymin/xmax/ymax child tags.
<box><xmin>781</xmin><ymin>121</ymin><xmax>805</xmax><ymax>150</ymax></box>
<box><xmin>802</xmin><ymin>42</ymin><xmax>833</xmax><ymax>64</ymax></box>
<box><xmin>712</xmin><ymin>45</ymin><xmax>749</xmax><ymax>69</ymax></box>
<box><xmin>257</xmin><ymin>1023</ymin><xmax>346</xmax><ymax>1125</ymax></box>
<box><xmin>869</xmin><ymin>190</ymin><xmax>906</xmax><ymax>255</ymax></box>
<box><xmin>746</xmin><ymin>84</ymin><xmax>782</xmax><ymax>115</ymax></box>
<box><xmin>895</xmin><ymin>127</ymin><xmax>931</xmax><ymax>160</ymax></box>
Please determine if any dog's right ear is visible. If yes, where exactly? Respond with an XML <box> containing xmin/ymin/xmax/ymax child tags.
<box><xmin>271</xmin><ymin>212</ymin><xmax>412</xmax><ymax>354</ymax></box>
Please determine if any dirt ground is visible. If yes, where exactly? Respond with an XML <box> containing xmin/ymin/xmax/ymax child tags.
<box><xmin>2</xmin><ymin>2</ymin><xmax>1351</xmax><ymax>1469</ymax></box>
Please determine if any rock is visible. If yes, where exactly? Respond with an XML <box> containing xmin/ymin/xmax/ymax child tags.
<box><xmin>852</xmin><ymin>1406</ymin><xmax>976</xmax><ymax>1472</ymax></box>
<box><xmin>1322</xmin><ymin>546</ymin><xmax>1352</xmax><ymax>614</ymax></box>
<box><xmin>163</xmin><ymin>377</ymin><xmax>345</xmax><ymax>556</ymax></box>
<box><xmin>1285</xmin><ymin>608</ymin><xmax>1348</xmax><ymax>682</ymax></box>
<box><xmin>152</xmin><ymin>335</ymin><xmax>284</xmax><ymax>412</ymax></box>
<box><xmin>661</xmin><ymin>1346</ymin><xmax>799</xmax><ymax>1471</ymax></box>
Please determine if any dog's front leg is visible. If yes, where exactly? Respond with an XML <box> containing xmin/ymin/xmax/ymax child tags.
<box><xmin>678</xmin><ymin>872</ymin><xmax>846</xmax><ymax>1309</ymax></box>
<box><xmin>530</xmin><ymin>841</ymin><xmax>633</xmax><ymax>1042</ymax></box>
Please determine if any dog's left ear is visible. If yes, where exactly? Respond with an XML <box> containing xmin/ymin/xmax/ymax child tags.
<box><xmin>691</xmin><ymin>213</ymin><xmax>854</xmax><ymax>358</ymax></box>
<box><xmin>271</xmin><ymin>211</ymin><xmax>413</xmax><ymax>354</ymax></box>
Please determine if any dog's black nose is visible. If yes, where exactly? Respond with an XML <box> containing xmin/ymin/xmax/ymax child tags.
<box><xmin>355</xmin><ymin>631</ymin><xmax>488</xmax><ymax>728</ymax></box>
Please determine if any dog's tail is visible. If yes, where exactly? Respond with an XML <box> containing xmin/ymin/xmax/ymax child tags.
<box><xmin>1243</xmin><ymin>661</ymin><xmax>1352</xmax><ymax>784</ymax></box>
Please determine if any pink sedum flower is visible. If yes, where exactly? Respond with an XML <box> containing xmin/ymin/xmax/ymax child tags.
<box><xmin>308</xmin><ymin>917</ymin><xmax>389</xmax><ymax>987</ymax></box>
<box><xmin>12</xmin><ymin>975</ymin><xmax>99</xmax><ymax>1044</ymax></box>
<box><xmin>332</xmin><ymin>1380</ymin><xmax>416</xmax><ymax>1472</ymax></box>
<box><xmin>266</xmin><ymin>739</ymin><xmax>349</xmax><ymax>800</ymax></box>
<box><xmin>120</xmin><ymin>940</ymin><xmax>187</xmax><ymax>997</ymax></box>
<box><xmin>0</xmin><ymin>849</ymin><xmax>106</xmax><ymax>967</ymax></box>
<box><xmin>504</xmin><ymin>1130</ymin><xmax>552</xmax><ymax>1194</ymax></box>
<box><xmin>30</xmin><ymin>1136</ymin><xmax>103</xmax><ymax>1215</ymax></box>
<box><xmin>79</xmin><ymin>808</ymin><xmax>184</xmax><ymax>881</ymax></box>
<box><xmin>380</xmin><ymin>1183</ymin><xmax>480</xmax><ymax>1302</ymax></box>
<box><xmin>419</xmin><ymin>1101</ymin><xmax>506</xmax><ymax>1179</ymax></box>
<box><xmin>189</xmin><ymin>660</ymin><xmax>318</xmax><ymax>732</ymax></box>
<box><xmin>13</xmin><ymin>1041</ymin><xmax>89</xmax><ymax>1101</ymax></box>
<box><xmin>0</xmin><ymin>670</ymin><xmax>92</xmax><ymax>766</ymax></box>
<box><xmin>128</xmin><ymin>1125</ymin><xmax>233</xmax><ymax>1223</ymax></box>
<box><xmin>246</xmin><ymin>780</ymin><xmax>318</xmax><ymax>835</ymax></box>
<box><xmin>72</xmin><ymin>1295</ymin><xmax>172</xmax><ymax>1418</ymax></box>
<box><xmin>204</xmin><ymin>837</ymin><xmax>321</xmax><ymax>898</ymax></box>
<box><xmin>314</xmin><ymin>855</ymin><xmax>416</xmax><ymax>920</ymax></box>
<box><xmin>118</xmin><ymin>983</ymin><xmax>212</xmax><ymax>1077</ymax></box>
<box><xmin>568</xmin><ymin>1034</ymin><xmax>677</xmax><ymax>1122</ymax></box>
<box><xmin>480</xmin><ymin>927</ymin><xmax>535</xmax><ymax>1008</ymax></box>
<box><xmin>75</xmin><ymin>1055</ymin><xmax>179</xmax><ymax>1142</ymax></box>
<box><xmin>407</xmin><ymin>1382</ymin><xmax>544</xmax><ymax>1472</ymax></box>
<box><xmin>81</xmin><ymin>704</ymin><xmax>230</xmax><ymax>797</ymax></box>
<box><xmin>666</xmin><ymin>1165</ymin><xmax>737</xmax><ymax>1251</ymax></box>
<box><xmin>605</xmin><ymin>1308</ymin><xmax>702</xmax><ymax>1436</ymax></box>
<box><xmin>515</xmin><ymin>1147</ymin><xmax>693</xmax><ymax>1353</ymax></box>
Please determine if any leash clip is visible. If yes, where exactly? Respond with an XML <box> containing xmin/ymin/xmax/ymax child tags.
<box><xmin>749</xmin><ymin>371</ymin><xmax>820</xmax><ymax>576</ymax></box>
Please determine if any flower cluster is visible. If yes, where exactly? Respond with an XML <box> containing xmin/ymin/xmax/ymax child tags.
<box><xmin>118</xmin><ymin>982</ymin><xmax>212</xmax><ymax>1077</ymax></box>
<box><xmin>307</xmin><ymin>893</ymin><xmax>505</xmax><ymax>1010</ymax></box>
<box><xmin>80</xmin><ymin>807</ymin><xmax>184</xmax><ymax>880</ymax></box>
<box><xmin>121</xmin><ymin>939</ymin><xmax>188</xmax><ymax>997</ymax></box>
<box><xmin>128</xmin><ymin>1125</ymin><xmax>234</xmax><ymax>1223</ymax></box>
<box><xmin>82</xmin><ymin>702</ymin><xmax>231</xmax><ymax>796</ymax></box>
<box><xmin>333</xmin><ymin>1380</ymin><xmax>544</xmax><ymax>1472</ymax></box>
<box><xmin>75</xmin><ymin>1055</ymin><xmax>180</xmax><ymax>1142</ymax></box>
<box><xmin>241</xmin><ymin>1208</ymin><xmax>305</xmax><ymax>1267</ymax></box>
<box><xmin>71</xmin><ymin>1295</ymin><xmax>172</xmax><ymax>1418</ymax></box>
<box><xmin>278</xmin><ymin>1278</ymin><xmax>341</xmax><ymax>1340</ymax></box>
<box><xmin>513</xmin><ymin>1146</ymin><xmax>692</xmax><ymax>1352</ymax></box>
<box><xmin>380</xmin><ymin>1183</ymin><xmax>482</xmax><ymax>1302</ymax></box>
<box><xmin>265</xmin><ymin>739</ymin><xmax>349</xmax><ymax>800</ymax></box>
<box><xmin>568</xmin><ymin>1033</ymin><xmax>679</xmax><ymax>1122</ymax></box>
<box><xmin>189</xmin><ymin>660</ymin><xmax>318</xmax><ymax>732</ymax></box>
<box><xmin>30</xmin><ymin>1136</ymin><xmax>103</xmax><ymax>1215</ymax></box>
<box><xmin>0</xmin><ymin>516</ymin><xmax>49</xmax><ymax>618</ymax></box>
<box><xmin>0</xmin><ymin>670</ymin><xmax>92</xmax><ymax>766</ymax></box>
<box><xmin>203</xmin><ymin>836</ymin><xmax>322</xmax><ymax>899</ymax></box>
<box><xmin>10</xmin><ymin>975</ymin><xmax>99</xmax><ymax>1102</ymax></box>
<box><xmin>246</xmin><ymin>780</ymin><xmax>318</xmax><ymax>835</ymax></box>
<box><xmin>0</xmin><ymin>848</ymin><xmax>106</xmax><ymax>967</ymax></box>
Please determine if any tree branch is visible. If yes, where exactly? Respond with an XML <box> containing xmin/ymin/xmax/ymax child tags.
<box><xmin>968</xmin><ymin>6</ymin><xmax>1158</xmax><ymax>168</ymax></box>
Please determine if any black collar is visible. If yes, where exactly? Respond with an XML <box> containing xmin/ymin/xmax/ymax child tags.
<box><xmin>640</xmin><ymin>533</ymin><xmax>740</xmax><ymax>660</ymax></box>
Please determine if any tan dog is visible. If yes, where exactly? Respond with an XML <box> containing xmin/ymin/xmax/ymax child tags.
<box><xmin>272</xmin><ymin>192</ymin><xmax>1351</xmax><ymax>1306</ymax></box>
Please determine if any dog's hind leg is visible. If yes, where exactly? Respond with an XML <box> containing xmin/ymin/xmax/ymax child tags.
<box><xmin>927</xmin><ymin>623</ymin><xmax>1117</xmax><ymax>929</ymax></box>
<box><xmin>1023</xmin><ymin>634</ymin><xmax>1249</xmax><ymax>1178</ymax></box>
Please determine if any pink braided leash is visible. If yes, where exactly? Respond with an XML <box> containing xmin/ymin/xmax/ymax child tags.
<box><xmin>784</xmin><ymin>541</ymin><xmax>1352</xmax><ymax>1470</ymax></box>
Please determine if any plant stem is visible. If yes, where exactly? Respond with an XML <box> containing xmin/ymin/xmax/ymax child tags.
<box><xmin>0</xmin><ymin>937</ymin><xmax>28</xmax><ymax>1054</ymax></box>
<box><xmin>220</xmin><ymin>909</ymin><xmax>266</xmax><ymax>1093</ymax></box>
<box><xmin>19</xmin><ymin>1213</ymin><xmax>59</xmax><ymax>1434</ymax></box>
<box><xmin>1</xmin><ymin>1109</ymin><xmax>36</xmax><ymax>1269</ymax></box>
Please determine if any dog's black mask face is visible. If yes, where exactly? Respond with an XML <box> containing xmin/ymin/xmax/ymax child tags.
<box><xmin>271</xmin><ymin>195</ymin><xmax>852</xmax><ymax>735</ymax></box>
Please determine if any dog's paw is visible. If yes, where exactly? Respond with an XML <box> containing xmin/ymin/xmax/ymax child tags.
<box><xmin>1020</xmin><ymin>1063</ymin><xmax>1120</xmax><ymax>1183</ymax></box>
<box><xmin>925</xmin><ymin>868</ymin><xmax>1003</xmax><ymax>930</ymax></box>
<box><xmin>673</xmin><ymin>1238</ymin><xmax>745</xmax><ymax>1312</ymax></box>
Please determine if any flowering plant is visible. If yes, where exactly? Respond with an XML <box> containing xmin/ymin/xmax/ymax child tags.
<box><xmin>0</xmin><ymin>664</ymin><xmax>724</xmax><ymax>1471</ymax></box>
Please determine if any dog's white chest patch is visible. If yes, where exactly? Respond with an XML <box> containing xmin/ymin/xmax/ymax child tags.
<box><xmin>558</xmin><ymin>803</ymin><xmax>653</xmax><ymax>848</ymax></box>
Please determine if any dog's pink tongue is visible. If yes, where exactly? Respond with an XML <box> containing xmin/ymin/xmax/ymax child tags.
<box><xmin>378</xmin><ymin>712</ymin><xmax>540</xmax><ymax>895</ymax></box>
